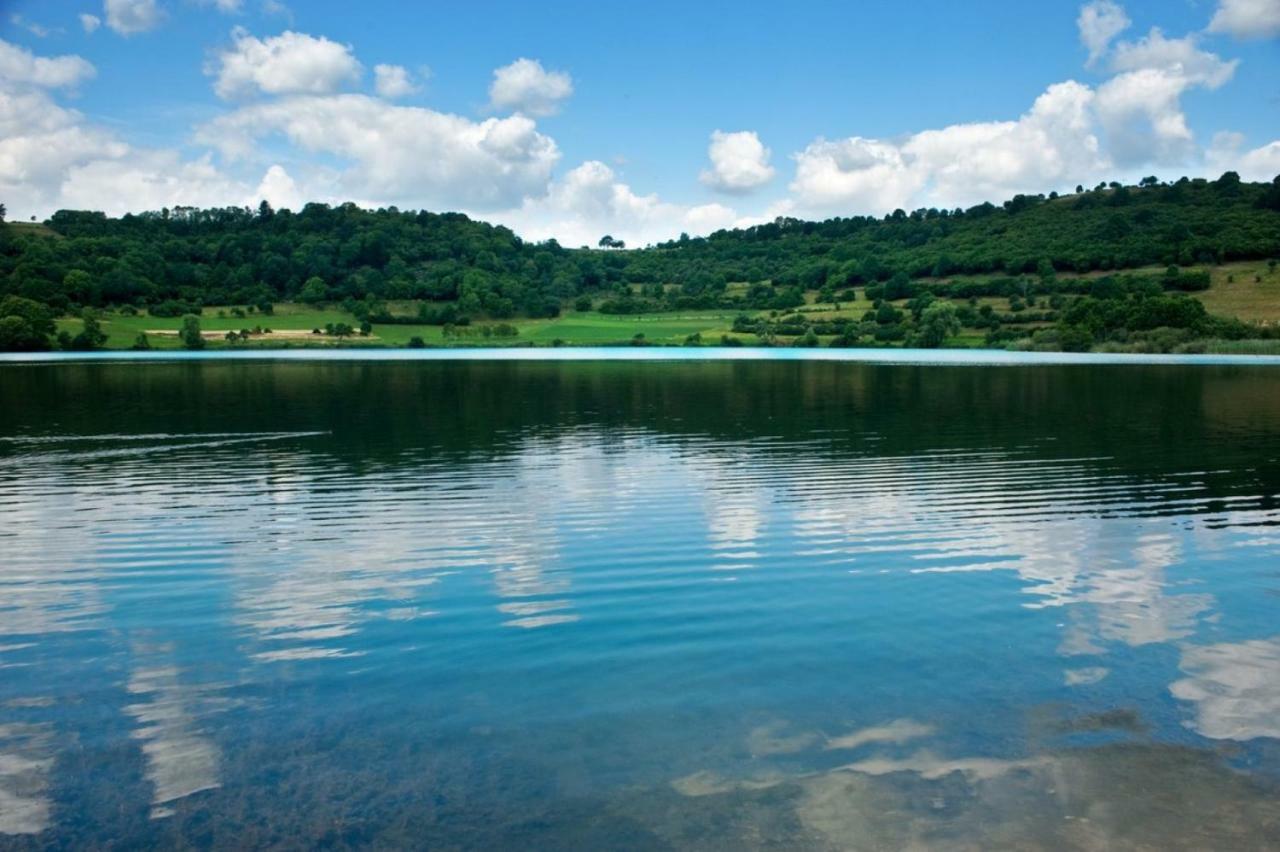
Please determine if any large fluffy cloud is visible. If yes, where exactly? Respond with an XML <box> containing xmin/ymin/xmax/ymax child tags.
<box><xmin>786</xmin><ymin>6</ymin><xmax>1252</xmax><ymax>218</ymax></box>
<box><xmin>1095</xmin><ymin>28</ymin><xmax>1237</xmax><ymax>167</ymax></box>
<box><xmin>197</xmin><ymin>95</ymin><xmax>560</xmax><ymax>210</ymax></box>
<box><xmin>208</xmin><ymin>29</ymin><xmax>362</xmax><ymax>99</ymax></box>
<box><xmin>790</xmin><ymin>81</ymin><xmax>1103</xmax><ymax>215</ymax></box>
<box><xmin>0</xmin><ymin>85</ymin><xmax>264</xmax><ymax>217</ymax></box>
<box><xmin>488</xmin><ymin>58</ymin><xmax>572</xmax><ymax>117</ymax></box>
<box><xmin>0</xmin><ymin>40</ymin><xmax>96</xmax><ymax>89</ymax></box>
<box><xmin>104</xmin><ymin>0</ymin><xmax>164</xmax><ymax>35</ymax></box>
<box><xmin>1208</xmin><ymin>0</ymin><xmax>1280</xmax><ymax>39</ymax></box>
<box><xmin>700</xmin><ymin>130</ymin><xmax>775</xmax><ymax>194</ymax></box>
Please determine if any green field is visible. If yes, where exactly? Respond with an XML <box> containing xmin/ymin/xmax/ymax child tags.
<box><xmin>54</xmin><ymin>259</ymin><xmax>1280</xmax><ymax>350</ymax></box>
<box><xmin>57</xmin><ymin>305</ymin><xmax>758</xmax><ymax>349</ymax></box>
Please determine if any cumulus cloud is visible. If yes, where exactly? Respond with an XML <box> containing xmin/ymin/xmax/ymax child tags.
<box><xmin>488</xmin><ymin>58</ymin><xmax>572</xmax><ymax>117</ymax></box>
<box><xmin>1110</xmin><ymin>28</ymin><xmax>1237</xmax><ymax>88</ymax></box>
<box><xmin>373</xmin><ymin>63</ymin><xmax>418</xmax><ymax>99</ymax></box>
<box><xmin>80</xmin><ymin>14</ymin><xmax>102</xmax><ymax>33</ymax></box>
<box><xmin>789</xmin><ymin>81</ymin><xmax>1103</xmax><ymax>215</ymax></box>
<box><xmin>497</xmin><ymin>160</ymin><xmax>739</xmax><ymax>247</ymax></box>
<box><xmin>208</xmin><ymin>28</ymin><xmax>362</xmax><ymax>100</ymax></box>
<box><xmin>0</xmin><ymin>85</ymin><xmax>253</xmax><ymax>219</ymax></box>
<box><xmin>253</xmin><ymin>163</ymin><xmax>303</xmax><ymax>209</ymax></box>
<box><xmin>1208</xmin><ymin>0</ymin><xmax>1280</xmax><ymax>39</ymax></box>
<box><xmin>1078</xmin><ymin>0</ymin><xmax>1131</xmax><ymax>66</ymax></box>
<box><xmin>1207</xmin><ymin>131</ymin><xmax>1280</xmax><ymax>180</ymax></box>
<box><xmin>1095</xmin><ymin>29</ymin><xmax>1236</xmax><ymax>167</ymax></box>
<box><xmin>197</xmin><ymin>95</ymin><xmax>560</xmax><ymax>210</ymax></box>
<box><xmin>0</xmin><ymin>40</ymin><xmax>96</xmax><ymax>90</ymax></box>
<box><xmin>785</xmin><ymin>12</ymin><xmax>1249</xmax><ymax>217</ymax></box>
<box><xmin>104</xmin><ymin>0</ymin><xmax>165</xmax><ymax>35</ymax></box>
<box><xmin>700</xmin><ymin>130</ymin><xmax>775</xmax><ymax>194</ymax></box>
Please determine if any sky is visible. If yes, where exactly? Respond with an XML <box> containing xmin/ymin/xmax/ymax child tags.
<box><xmin>1</xmin><ymin>0</ymin><xmax>1278</xmax><ymax>247</ymax></box>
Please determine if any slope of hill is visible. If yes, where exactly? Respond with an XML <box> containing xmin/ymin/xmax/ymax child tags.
<box><xmin>1</xmin><ymin>172</ymin><xmax>1278</xmax><ymax>352</ymax></box>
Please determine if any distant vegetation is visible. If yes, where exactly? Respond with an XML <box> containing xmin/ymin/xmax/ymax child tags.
<box><xmin>1</xmin><ymin>172</ymin><xmax>1278</xmax><ymax>352</ymax></box>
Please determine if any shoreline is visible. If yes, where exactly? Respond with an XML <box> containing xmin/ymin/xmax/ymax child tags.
<box><xmin>6</xmin><ymin>346</ymin><xmax>1280</xmax><ymax>367</ymax></box>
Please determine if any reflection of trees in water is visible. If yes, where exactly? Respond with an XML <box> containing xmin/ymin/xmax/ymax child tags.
<box><xmin>5</xmin><ymin>362</ymin><xmax>1280</xmax><ymax>506</ymax></box>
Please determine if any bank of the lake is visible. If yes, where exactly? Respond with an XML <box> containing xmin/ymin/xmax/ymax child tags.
<box><xmin>8</xmin><ymin>345</ymin><xmax>1280</xmax><ymax>367</ymax></box>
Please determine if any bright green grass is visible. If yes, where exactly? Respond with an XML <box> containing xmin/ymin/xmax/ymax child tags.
<box><xmin>59</xmin><ymin>305</ymin><xmax>751</xmax><ymax>349</ymax></box>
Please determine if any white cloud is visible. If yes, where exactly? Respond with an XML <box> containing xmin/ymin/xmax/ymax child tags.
<box><xmin>1090</xmin><ymin>28</ymin><xmax>1237</xmax><ymax>167</ymax></box>
<box><xmin>0</xmin><ymin>40</ymin><xmax>96</xmax><ymax>90</ymax></box>
<box><xmin>79</xmin><ymin>13</ymin><xmax>102</xmax><ymax>33</ymax></box>
<box><xmin>1110</xmin><ymin>28</ymin><xmax>1237</xmax><ymax>88</ymax></box>
<box><xmin>0</xmin><ymin>86</ymin><xmax>251</xmax><ymax>219</ymax></box>
<box><xmin>1208</xmin><ymin>0</ymin><xmax>1280</xmax><ymax>39</ymax></box>
<box><xmin>787</xmin><ymin>16</ymin><xmax>1246</xmax><ymax>217</ymax></box>
<box><xmin>700</xmin><ymin>130</ymin><xmax>775</xmax><ymax>194</ymax></box>
<box><xmin>1078</xmin><ymin>0</ymin><xmax>1131</xmax><ymax>66</ymax></box>
<box><xmin>791</xmin><ymin>136</ymin><xmax>925</xmax><ymax>214</ymax></box>
<box><xmin>497</xmin><ymin>160</ymin><xmax>738</xmax><ymax>247</ymax></box>
<box><xmin>253</xmin><ymin>163</ymin><xmax>303</xmax><ymax>209</ymax></box>
<box><xmin>1207</xmin><ymin>131</ymin><xmax>1280</xmax><ymax>180</ymax></box>
<box><xmin>790</xmin><ymin>80</ymin><xmax>1103</xmax><ymax>215</ymax></box>
<box><xmin>208</xmin><ymin>28</ymin><xmax>362</xmax><ymax>100</ymax></box>
<box><xmin>203</xmin><ymin>0</ymin><xmax>244</xmax><ymax>11</ymax></box>
<box><xmin>1095</xmin><ymin>68</ymin><xmax>1198</xmax><ymax>166</ymax></box>
<box><xmin>104</xmin><ymin>0</ymin><xmax>165</xmax><ymax>35</ymax></box>
<box><xmin>373</xmin><ymin>63</ymin><xmax>418</xmax><ymax>99</ymax></box>
<box><xmin>488</xmin><ymin>58</ymin><xmax>572</xmax><ymax>117</ymax></box>
<box><xmin>197</xmin><ymin>95</ymin><xmax>560</xmax><ymax>210</ymax></box>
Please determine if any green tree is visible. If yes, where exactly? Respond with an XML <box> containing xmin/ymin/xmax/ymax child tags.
<box><xmin>179</xmin><ymin>314</ymin><xmax>205</xmax><ymax>350</ymax></box>
<box><xmin>0</xmin><ymin>316</ymin><xmax>45</xmax><ymax>351</ymax></box>
<box><xmin>69</xmin><ymin>310</ymin><xmax>108</xmax><ymax>350</ymax></box>
<box><xmin>0</xmin><ymin>296</ymin><xmax>55</xmax><ymax>351</ymax></box>
<box><xmin>299</xmin><ymin>276</ymin><xmax>328</xmax><ymax>304</ymax></box>
<box><xmin>918</xmin><ymin>301</ymin><xmax>960</xmax><ymax>348</ymax></box>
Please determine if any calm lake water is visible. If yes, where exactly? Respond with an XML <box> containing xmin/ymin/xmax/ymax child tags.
<box><xmin>3</xmin><ymin>354</ymin><xmax>1280</xmax><ymax>849</ymax></box>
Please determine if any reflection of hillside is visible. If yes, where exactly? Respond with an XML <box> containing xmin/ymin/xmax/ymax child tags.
<box><xmin>4</xmin><ymin>361</ymin><xmax>1278</xmax><ymax>512</ymax></box>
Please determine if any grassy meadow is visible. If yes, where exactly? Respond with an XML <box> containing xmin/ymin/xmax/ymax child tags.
<box><xmin>53</xmin><ymin>260</ymin><xmax>1280</xmax><ymax>351</ymax></box>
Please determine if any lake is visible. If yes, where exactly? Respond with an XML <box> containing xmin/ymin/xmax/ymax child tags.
<box><xmin>2</xmin><ymin>353</ymin><xmax>1280</xmax><ymax>849</ymax></box>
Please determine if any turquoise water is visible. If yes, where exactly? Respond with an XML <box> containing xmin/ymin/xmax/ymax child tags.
<box><xmin>2</xmin><ymin>355</ymin><xmax>1280</xmax><ymax>848</ymax></box>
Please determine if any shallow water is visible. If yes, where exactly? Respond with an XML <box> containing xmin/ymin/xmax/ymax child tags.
<box><xmin>2</xmin><ymin>358</ymin><xmax>1280</xmax><ymax>849</ymax></box>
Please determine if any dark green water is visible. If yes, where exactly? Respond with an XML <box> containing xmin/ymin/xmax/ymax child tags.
<box><xmin>2</xmin><ymin>358</ymin><xmax>1280</xmax><ymax>849</ymax></box>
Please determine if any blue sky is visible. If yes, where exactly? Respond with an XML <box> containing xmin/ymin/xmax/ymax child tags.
<box><xmin>1</xmin><ymin>0</ymin><xmax>1278</xmax><ymax>245</ymax></box>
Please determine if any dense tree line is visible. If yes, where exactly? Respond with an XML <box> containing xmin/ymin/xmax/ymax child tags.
<box><xmin>0</xmin><ymin>173</ymin><xmax>1277</xmax><ymax>351</ymax></box>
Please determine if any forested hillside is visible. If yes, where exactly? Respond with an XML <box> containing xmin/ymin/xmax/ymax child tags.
<box><xmin>1</xmin><ymin>172</ymin><xmax>1278</xmax><ymax>352</ymax></box>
